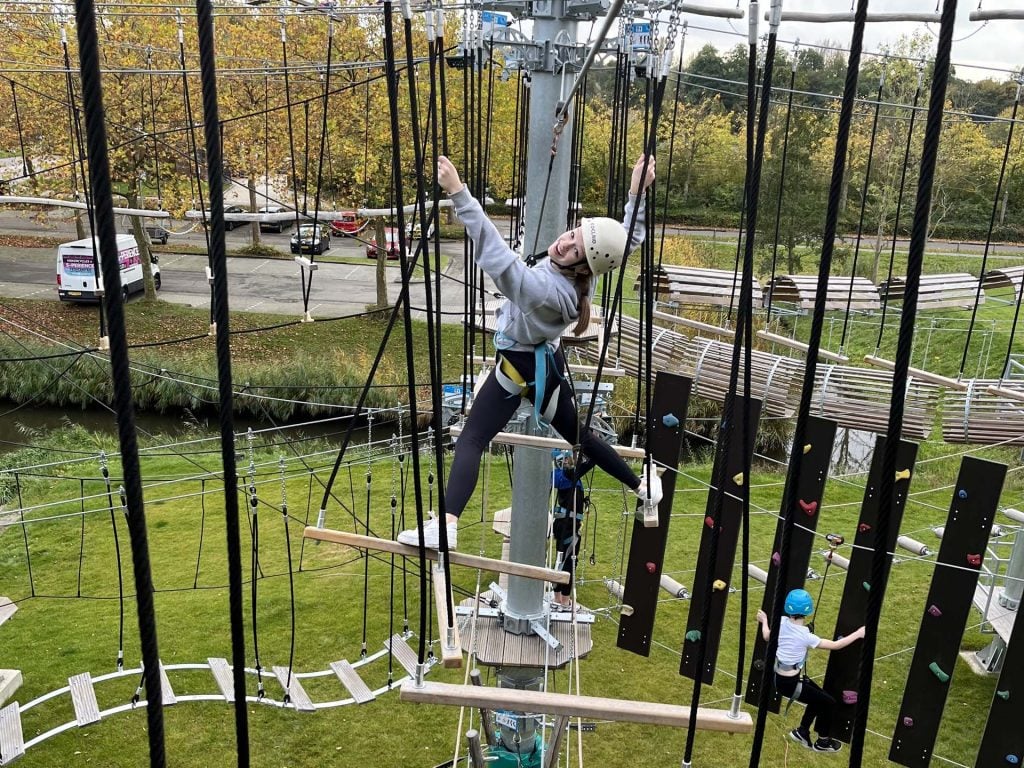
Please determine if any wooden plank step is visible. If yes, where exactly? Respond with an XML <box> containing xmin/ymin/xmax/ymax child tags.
<box><xmin>498</xmin><ymin>540</ymin><xmax>511</xmax><ymax>592</ymax></box>
<box><xmin>159</xmin><ymin>663</ymin><xmax>176</xmax><ymax>706</ymax></box>
<box><xmin>0</xmin><ymin>598</ymin><xmax>16</xmax><ymax>628</ymax></box>
<box><xmin>386</xmin><ymin>634</ymin><xmax>420</xmax><ymax>679</ymax></box>
<box><xmin>492</xmin><ymin>507</ymin><xmax>511</xmax><ymax>538</ymax></box>
<box><xmin>0</xmin><ymin>701</ymin><xmax>25</xmax><ymax>763</ymax></box>
<box><xmin>272</xmin><ymin>666</ymin><xmax>315</xmax><ymax>712</ymax></box>
<box><xmin>208</xmin><ymin>657</ymin><xmax>235</xmax><ymax>703</ymax></box>
<box><xmin>330</xmin><ymin>661</ymin><xmax>376</xmax><ymax>704</ymax></box>
<box><xmin>68</xmin><ymin>672</ymin><xmax>101</xmax><ymax>726</ymax></box>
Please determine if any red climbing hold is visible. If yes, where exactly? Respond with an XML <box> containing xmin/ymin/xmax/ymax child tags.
<box><xmin>798</xmin><ymin>499</ymin><xmax>818</xmax><ymax>515</ymax></box>
<box><xmin>967</xmin><ymin>553</ymin><xmax>982</xmax><ymax>567</ymax></box>
<box><xmin>705</xmin><ymin>516</ymin><xmax>715</xmax><ymax>529</ymax></box>
<box><xmin>858</xmin><ymin>523</ymin><xmax>872</xmax><ymax>533</ymax></box>
<box><xmin>928</xmin><ymin>605</ymin><xmax>942</xmax><ymax>618</ymax></box>
<box><xmin>646</xmin><ymin>562</ymin><xmax>657</xmax><ymax>574</ymax></box>
<box><xmin>842</xmin><ymin>690</ymin><xmax>858</xmax><ymax>705</ymax></box>
<box><xmin>772</xmin><ymin>551</ymin><xmax>781</xmax><ymax>567</ymax></box>
<box><xmin>903</xmin><ymin>716</ymin><xmax>914</xmax><ymax>728</ymax></box>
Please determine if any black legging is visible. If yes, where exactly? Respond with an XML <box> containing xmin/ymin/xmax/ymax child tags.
<box><xmin>774</xmin><ymin>673</ymin><xmax>835</xmax><ymax>736</ymax></box>
<box><xmin>446</xmin><ymin>347</ymin><xmax>640</xmax><ymax>518</ymax></box>
<box><xmin>552</xmin><ymin>515</ymin><xmax>582</xmax><ymax>596</ymax></box>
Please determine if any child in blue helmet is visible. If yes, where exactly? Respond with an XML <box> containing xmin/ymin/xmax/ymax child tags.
<box><xmin>550</xmin><ymin>450</ymin><xmax>595</xmax><ymax>610</ymax></box>
<box><xmin>756</xmin><ymin>589</ymin><xmax>866</xmax><ymax>754</ymax></box>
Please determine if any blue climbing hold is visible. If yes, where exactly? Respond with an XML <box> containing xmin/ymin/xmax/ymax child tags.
<box><xmin>959</xmin><ymin>489</ymin><xmax>968</xmax><ymax>499</ymax></box>
<box><xmin>662</xmin><ymin>413</ymin><xmax>680</xmax><ymax>428</ymax></box>
<box><xmin>1005</xmin><ymin>755</ymin><xmax>1019</xmax><ymax>765</ymax></box>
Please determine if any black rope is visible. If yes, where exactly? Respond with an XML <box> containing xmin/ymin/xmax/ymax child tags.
<box><xmin>15</xmin><ymin>475</ymin><xmax>35</xmax><ymax>597</ymax></box>
<box><xmin>766</xmin><ymin>54</ymin><xmax>798</xmax><ymax>319</ymax></box>
<box><xmin>963</xmin><ymin>78</ymin><xmax>1021</xmax><ymax>376</ymax></box>
<box><xmin>748</xmin><ymin>3</ymin><xmax>870</xmax><ymax>766</ymax></box>
<box><xmin>840</xmin><ymin>69</ymin><xmax>886</xmax><ymax>352</ymax></box>
<box><xmin>100</xmin><ymin>457</ymin><xmax>126</xmax><ymax>670</ymax></box>
<box><xmin>874</xmin><ymin>66</ymin><xmax>923</xmax><ymax>350</ymax></box>
<box><xmin>193</xmin><ymin>0</ymin><xmax>249</xmax><ymax>762</ymax></box>
<box><xmin>247</xmin><ymin>462</ymin><xmax>266</xmax><ymax>699</ymax></box>
<box><xmin>77</xmin><ymin>479</ymin><xmax>87</xmax><ymax>597</ymax></box>
<box><xmin>73</xmin><ymin>0</ymin><xmax>165</xmax><ymax>762</ymax></box>
<box><xmin>193</xmin><ymin>478</ymin><xmax>207</xmax><ymax>588</ymax></box>
<box><xmin>658</xmin><ymin>39</ymin><xmax>688</xmax><ymax>270</ymax></box>
<box><xmin>850</xmin><ymin>2</ymin><xmax>957</xmax><ymax>765</ymax></box>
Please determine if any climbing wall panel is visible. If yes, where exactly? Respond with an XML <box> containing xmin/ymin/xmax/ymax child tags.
<box><xmin>890</xmin><ymin>457</ymin><xmax>1006</xmax><ymax>768</ymax></box>
<box><xmin>745</xmin><ymin>416</ymin><xmax>838</xmax><ymax>709</ymax></box>
<box><xmin>823</xmin><ymin>435</ymin><xmax>918</xmax><ymax>742</ymax></box>
<box><xmin>617</xmin><ymin>373</ymin><xmax>692</xmax><ymax>656</ymax></box>
<box><xmin>975</xmin><ymin>592</ymin><xmax>1024</xmax><ymax>767</ymax></box>
<box><xmin>680</xmin><ymin>396</ymin><xmax>762</xmax><ymax>684</ymax></box>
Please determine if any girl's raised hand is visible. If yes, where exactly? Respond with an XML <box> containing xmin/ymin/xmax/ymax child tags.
<box><xmin>438</xmin><ymin>156</ymin><xmax>464</xmax><ymax>195</ymax></box>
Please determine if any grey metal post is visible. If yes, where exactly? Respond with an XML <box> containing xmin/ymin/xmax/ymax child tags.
<box><xmin>503</xmin><ymin>1</ymin><xmax>576</xmax><ymax>631</ymax></box>
<box><xmin>999</xmin><ymin>529</ymin><xmax>1024</xmax><ymax>610</ymax></box>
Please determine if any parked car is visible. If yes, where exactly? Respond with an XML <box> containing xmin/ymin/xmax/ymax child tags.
<box><xmin>259</xmin><ymin>205</ymin><xmax>291</xmax><ymax>233</ymax></box>
<box><xmin>223</xmin><ymin>204</ymin><xmax>246</xmax><ymax>231</ymax></box>
<box><xmin>365</xmin><ymin>227</ymin><xmax>403</xmax><ymax>260</ymax></box>
<box><xmin>144</xmin><ymin>225</ymin><xmax>170</xmax><ymax>245</ymax></box>
<box><xmin>330</xmin><ymin>210</ymin><xmax>364</xmax><ymax>236</ymax></box>
<box><xmin>290</xmin><ymin>224</ymin><xmax>331</xmax><ymax>255</ymax></box>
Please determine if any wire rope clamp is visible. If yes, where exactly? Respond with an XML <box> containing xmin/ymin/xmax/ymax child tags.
<box><xmin>929</xmin><ymin>662</ymin><xmax>950</xmax><ymax>683</ymax></box>
<box><xmin>712</xmin><ymin>579</ymin><xmax>727</xmax><ymax>592</ymax></box>
<box><xmin>685</xmin><ymin>629</ymin><xmax>701</xmax><ymax>643</ymax></box>
<box><xmin>798</xmin><ymin>499</ymin><xmax>818</xmax><ymax>516</ymax></box>
<box><xmin>842</xmin><ymin>690</ymin><xmax>858</xmax><ymax>705</ymax></box>
<box><xmin>967</xmin><ymin>553</ymin><xmax>983</xmax><ymax>567</ymax></box>
<box><xmin>902</xmin><ymin>716</ymin><xmax>914</xmax><ymax>728</ymax></box>
<box><xmin>895</xmin><ymin>469</ymin><xmax>911</xmax><ymax>482</ymax></box>
<box><xmin>803</xmin><ymin>443</ymin><xmax>812</xmax><ymax>454</ymax></box>
<box><xmin>927</xmin><ymin>605</ymin><xmax>942</xmax><ymax>618</ymax></box>
<box><xmin>996</xmin><ymin>689</ymin><xmax>1010</xmax><ymax>701</ymax></box>
<box><xmin>732</xmin><ymin>472</ymin><xmax>744</xmax><ymax>486</ymax></box>
<box><xmin>662</xmin><ymin>413</ymin><xmax>680</xmax><ymax>428</ymax></box>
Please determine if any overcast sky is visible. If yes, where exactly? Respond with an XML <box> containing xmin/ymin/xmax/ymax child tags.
<box><xmin>679</xmin><ymin>1</ymin><xmax>1024</xmax><ymax>82</ymax></box>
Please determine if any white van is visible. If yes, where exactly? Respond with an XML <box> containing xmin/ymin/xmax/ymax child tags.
<box><xmin>56</xmin><ymin>235</ymin><xmax>160</xmax><ymax>303</ymax></box>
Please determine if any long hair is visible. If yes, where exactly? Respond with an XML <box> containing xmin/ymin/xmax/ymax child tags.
<box><xmin>572</xmin><ymin>270</ymin><xmax>592</xmax><ymax>336</ymax></box>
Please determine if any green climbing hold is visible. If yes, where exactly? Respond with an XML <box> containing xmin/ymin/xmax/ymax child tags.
<box><xmin>997</xmin><ymin>689</ymin><xmax>1010</xmax><ymax>701</ymax></box>
<box><xmin>685</xmin><ymin>630</ymin><xmax>702</xmax><ymax>643</ymax></box>
<box><xmin>862</xmin><ymin>581</ymin><xmax>871</xmax><ymax>592</ymax></box>
<box><xmin>929</xmin><ymin>662</ymin><xmax>950</xmax><ymax>683</ymax></box>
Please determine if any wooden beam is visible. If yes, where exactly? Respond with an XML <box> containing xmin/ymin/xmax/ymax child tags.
<box><xmin>652</xmin><ymin>310</ymin><xmax>734</xmax><ymax>338</ymax></box>
<box><xmin>449</xmin><ymin>425</ymin><xmax>645</xmax><ymax>459</ymax></box>
<box><xmin>756</xmin><ymin>330</ymin><xmax>850</xmax><ymax>363</ymax></box>
<box><xmin>466</xmin><ymin>356</ymin><xmax>627</xmax><ymax>378</ymax></box>
<box><xmin>985</xmin><ymin>385</ymin><xmax>1024</xmax><ymax>403</ymax></box>
<box><xmin>433</xmin><ymin>564</ymin><xmax>463</xmax><ymax>669</ymax></box>
<box><xmin>776</xmin><ymin>10</ymin><xmax>941</xmax><ymax>22</ymax></box>
<box><xmin>863</xmin><ymin>355</ymin><xmax>968</xmax><ymax>391</ymax></box>
<box><xmin>970</xmin><ymin>9</ymin><xmax>1024</xmax><ymax>21</ymax></box>
<box><xmin>304</xmin><ymin>528</ymin><xmax>570</xmax><ymax>584</ymax></box>
<box><xmin>400</xmin><ymin>680</ymin><xmax>754</xmax><ymax>733</ymax></box>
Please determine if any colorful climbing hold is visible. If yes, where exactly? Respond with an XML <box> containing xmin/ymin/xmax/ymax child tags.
<box><xmin>685</xmin><ymin>629</ymin><xmax>701</xmax><ymax>643</ymax></box>
<box><xmin>959</xmin><ymin>489</ymin><xmax>968</xmax><ymax>499</ymax></box>
<box><xmin>862</xmin><ymin>582</ymin><xmax>871</xmax><ymax>592</ymax></box>
<box><xmin>1006</xmin><ymin>755</ymin><xmax>1020</xmax><ymax>766</ymax></box>
<box><xmin>772</xmin><ymin>551</ymin><xmax>781</xmax><ymax>567</ymax></box>
<box><xmin>997</xmin><ymin>689</ymin><xmax>1010</xmax><ymax>701</ymax></box>
<box><xmin>967</xmin><ymin>553</ymin><xmax>983</xmax><ymax>567</ymax></box>
<box><xmin>858</xmin><ymin>523</ymin><xmax>872</xmax><ymax>533</ymax></box>
<box><xmin>842</xmin><ymin>690</ymin><xmax>858</xmax><ymax>705</ymax></box>
<box><xmin>733</xmin><ymin>472</ymin><xmax>744</xmax><ymax>486</ymax></box>
<box><xmin>662</xmin><ymin>413</ymin><xmax>680</xmax><ymax>428</ymax></box>
<box><xmin>646</xmin><ymin>562</ymin><xmax>657</xmax><ymax>574</ymax></box>
<box><xmin>713</xmin><ymin>579</ymin><xmax>727</xmax><ymax>592</ymax></box>
<box><xmin>803</xmin><ymin>444</ymin><xmax>812</xmax><ymax>454</ymax></box>
<box><xmin>704</xmin><ymin>515</ymin><xmax>715</xmax><ymax>529</ymax></box>
<box><xmin>798</xmin><ymin>499</ymin><xmax>818</xmax><ymax>515</ymax></box>
<box><xmin>903</xmin><ymin>716</ymin><xmax>914</xmax><ymax>728</ymax></box>
<box><xmin>895</xmin><ymin>469</ymin><xmax>911</xmax><ymax>481</ymax></box>
<box><xmin>927</xmin><ymin>605</ymin><xmax>942</xmax><ymax>618</ymax></box>
<box><xmin>929</xmin><ymin>662</ymin><xmax>950</xmax><ymax>683</ymax></box>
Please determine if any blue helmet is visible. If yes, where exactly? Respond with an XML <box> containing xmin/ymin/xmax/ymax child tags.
<box><xmin>551</xmin><ymin>449</ymin><xmax>571</xmax><ymax>464</ymax></box>
<box><xmin>784</xmin><ymin>589</ymin><xmax>814</xmax><ymax>617</ymax></box>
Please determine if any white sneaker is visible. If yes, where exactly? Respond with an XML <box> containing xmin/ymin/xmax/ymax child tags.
<box><xmin>635</xmin><ymin>465</ymin><xmax>663</xmax><ymax>528</ymax></box>
<box><xmin>397</xmin><ymin>516</ymin><xmax>458</xmax><ymax>550</ymax></box>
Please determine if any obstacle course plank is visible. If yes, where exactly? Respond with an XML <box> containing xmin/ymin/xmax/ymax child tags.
<box><xmin>617</xmin><ymin>372</ymin><xmax>692</xmax><ymax>656</ymax></box>
<box><xmin>680</xmin><ymin>396</ymin><xmax>763</xmax><ymax>684</ymax></box>
<box><xmin>745</xmin><ymin>416</ymin><xmax>838</xmax><ymax>709</ymax></box>
<box><xmin>824</xmin><ymin>435</ymin><xmax>918</xmax><ymax>742</ymax></box>
<box><xmin>889</xmin><ymin>457</ymin><xmax>1006</xmax><ymax>768</ymax></box>
<box><xmin>0</xmin><ymin>701</ymin><xmax>24</xmax><ymax>763</ymax></box>
<box><xmin>68</xmin><ymin>672</ymin><xmax>101</xmax><ymax>726</ymax></box>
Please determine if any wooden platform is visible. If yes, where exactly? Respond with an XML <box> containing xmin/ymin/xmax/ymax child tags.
<box><xmin>303</xmin><ymin>528</ymin><xmax>570</xmax><ymax>584</ymax></box>
<box><xmin>973</xmin><ymin>582</ymin><xmax>1017</xmax><ymax>642</ymax></box>
<box><xmin>764</xmin><ymin>274</ymin><xmax>880</xmax><ymax>312</ymax></box>
<box><xmin>881</xmin><ymin>272</ymin><xmax>984</xmax><ymax>310</ymax></box>
<box><xmin>460</xmin><ymin>612</ymin><xmax>593</xmax><ymax>669</ymax></box>
<box><xmin>943</xmin><ymin>380</ymin><xmax>1024</xmax><ymax>445</ymax></box>
<box><xmin>641</xmin><ymin>265</ymin><xmax>764</xmax><ymax>308</ymax></box>
<box><xmin>400</xmin><ymin>680</ymin><xmax>754</xmax><ymax>733</ymax></box>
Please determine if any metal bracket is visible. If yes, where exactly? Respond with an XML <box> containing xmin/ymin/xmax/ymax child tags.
<box><xmin>529</xmin><ymin>621</ymin><xmax>563</xmax><ymax>651</ymax></box>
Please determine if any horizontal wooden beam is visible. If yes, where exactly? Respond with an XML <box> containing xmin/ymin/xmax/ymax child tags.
<box><xmin>449</xmin><ymin>425</ymin><xmax>646</xmax><ymax>459</ymax></box>
<box><xmin>653</xmin><ymin>310</ymin><xmax>734</xmax><ymax>339</ymax></box>
<box><xmin>776</xmin><ymin>11</ymin><xmax>941</xmax><ymax>22</ymax></box>
<box><xmin>863</xmin><ymin>355</ymin><xmax>968</xmax><ymax>391</ymax></box>
<box><xmin>680</xmin><ymin>2</ymin><xmax>745</xmax><ymax>19</ymax></box>
<box><xmin>400</xmin><ymin>680</ymin><xmax>754</xmax><ymax>733</ymax></box>
<box><xmin>303</xmin><ymin>527</ymin><xmax>570</xmax><ymax>585</ymax></box>
<box><xmin>756</xmin><ymin>331</ymin><xmax>850</xmax><ymax>363</ymax></box>
<box><xmin>0</xmin><ymin>196</ymin><xmax>169</xmax><ymax>218</ymax></box>
<box><xmin>970</xmin><ymin>9</ymin><xmax>1024</xmax><ymax>21</ymax></box>
<box><xmin>985</xmin><ymin>385</ymin><xmax>1024</xmax><ymax>403</ymax></box>
<box><xmin>466</xmin><ymin>356</ymin><xmax>627</xmax><ymax>378</ymax></box>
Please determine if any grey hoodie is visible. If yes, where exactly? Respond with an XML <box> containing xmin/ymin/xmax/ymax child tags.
<box><xmin>450</xmin><ymin>187</ymin><xmax>646</xmax><ymax>352</ymax></box>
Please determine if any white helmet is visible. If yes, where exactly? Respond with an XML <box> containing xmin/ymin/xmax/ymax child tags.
<box><xmin>580</xmin><ymin>217</ymin><xmax>627</xmax><ymax>277</ymax></box>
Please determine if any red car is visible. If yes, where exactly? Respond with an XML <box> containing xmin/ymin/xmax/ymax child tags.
<box><xmin>330</xmin><ymin>211</ymin><xmax>364</xmax><ymax>236</ymax></box>
<box><xmin>365</xmin><ymin>227</ymin><xmax>403</xmax><ymax>260</ymax></box>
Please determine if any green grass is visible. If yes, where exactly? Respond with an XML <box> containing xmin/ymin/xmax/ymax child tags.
<box><xmin>0</xmin><ymin>424</ymin><xmax>1015</xmax><ymax>767</ymax></box>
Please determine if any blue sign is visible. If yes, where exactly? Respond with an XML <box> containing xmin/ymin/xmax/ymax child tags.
<box><xmin>481</xmin><ymin>10</ymin><xmax>509</xmax><ymax>29</ymax></box>
<box><xmin>630</xmin><ymin>22</ymin><xmax>652</xmax><ymax>53</ymax></box>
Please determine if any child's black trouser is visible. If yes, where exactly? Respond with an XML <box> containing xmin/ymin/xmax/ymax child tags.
<box><xmin>774</xmin><ymin>673</ymin><xmax>835</xmax><ymax>736</ymax></box>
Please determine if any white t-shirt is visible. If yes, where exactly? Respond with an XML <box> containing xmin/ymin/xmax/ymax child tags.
<box><xmin>777</xmin><ymin>616</ymin><xmax>821</xmax><ymax>667</ymax></box>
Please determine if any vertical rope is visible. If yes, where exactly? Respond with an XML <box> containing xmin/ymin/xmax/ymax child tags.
<box><xmin>850</xmin><ymin>2</ymin><xmax>957</xmax><ymax>765</ymax></box>
<box><xmin>748</xmin><ymin>3</ymin><xmax>870</xmax><ymax>766</ymax></box>
<box><xmin>145</xmin><ymin>47</ymin><xmax>162</xmax><ymax>207</ymax></box>
<box><xmin>193</xmin><ymin>0</ymin><xmax>248</xmax><ymax>762</ymax></box>
<box><xmin>765</xmin><ymin>51</ymin><xmax>797</xmax><ymax>318</ymax></box>
<box><xmin>72</xmin><ymin>0</ymin><xmax>165</xmax><ymax>763</ymax></box>
<box><xmin>16</xmin><ymin>475</ymin><xmax>34</xmax><ymax>598</ymax></box>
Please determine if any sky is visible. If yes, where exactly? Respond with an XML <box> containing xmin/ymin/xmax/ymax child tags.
<box><xmin>679</xmin><ymin>0</ymin><xmax>1024</xmax><ymax>82</ymax></box>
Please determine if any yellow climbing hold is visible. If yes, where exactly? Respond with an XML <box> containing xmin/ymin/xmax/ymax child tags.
<box><xmin>732</xmin><ymin>473</ymin><xmax>744</xmax><ymax>486</ymax></box>
<box><xmin>895</xmin><ymin>469</ymin><xmax>911</xmax><ymax>481</ymax></box>
<box><xmin>803</xmin><ymin>444</ymin><xmax>812</xmax><ymax>454</ymax></box>
<box><xmin>713</xmin><ymin>579</ymin><xmax>727</xmax><ymax>591</ymax></box>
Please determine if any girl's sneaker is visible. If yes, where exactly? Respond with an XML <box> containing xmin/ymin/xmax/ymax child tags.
<box><xmin>813</xmin><ymin>737</ymin><xmax>843</xmax><ymax>753</ymax></box>
<box><xmin>789</xmin><ymin>728</ymin><xmax>813</xmax><ymax>749</ymax></box>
